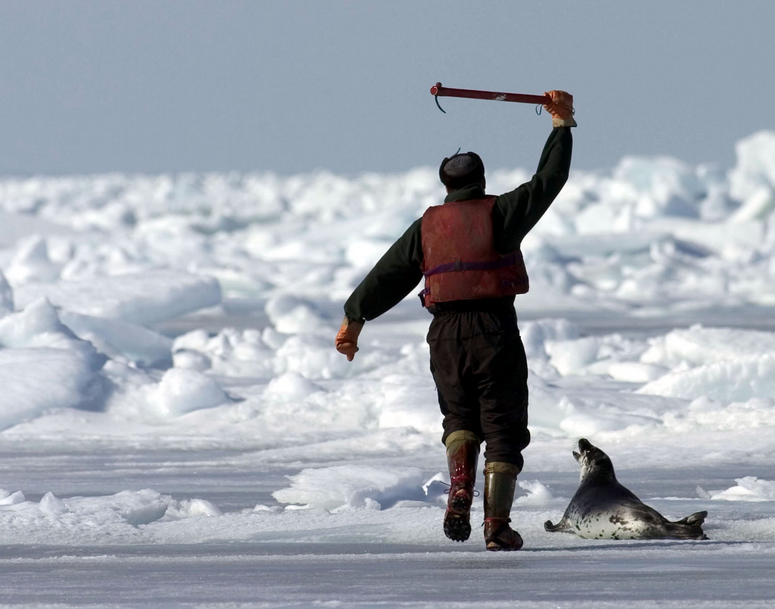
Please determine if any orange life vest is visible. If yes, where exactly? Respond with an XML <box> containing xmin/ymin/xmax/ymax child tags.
<box><xmin>420</xmin><ymin>197</ymin><xmax>529</xmax><ymax>308</ymax></box>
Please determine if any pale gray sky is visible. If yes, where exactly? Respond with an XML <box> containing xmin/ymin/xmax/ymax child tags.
<box><xmin>0</xmin><ymin>0</ymin><xmax>773</xmax><ymax>176</ymax></box>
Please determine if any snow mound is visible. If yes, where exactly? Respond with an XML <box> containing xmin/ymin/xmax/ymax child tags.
<box><xmin>0</xmin><ymin>297</ymin><xmax>101</xmax><ymax>361</ymax></box>
<box><xmin>521</xmin><ymin>318</ymin><xmax>579</xmax><ymax>359</ymax></box>
<box><xmin>273</xmin><ymin>334</ymin><xmax>352</xmax><ymax>380</ymax></box>
<box><xmin>14</xmin><ymin>270</ymin><xmax>221</xmax><ymax>326</ymax></box>
<box><xmin>265</xmin><ymin>295</ymin><xmax>334</xmax><ymax>335</ymax></box>
<box><xmin>613</xmin><ymin>156</ymin><xmax>704</xmax><ymax>219</ymax></box>
<box><xmin>0</xmin><ymin>298</ymin><xmax>108</xmax><ymax>430</ymax></box>
<box><xmin>171</xmin><ymin>327</ymin><xmax>358</xmax><ymax>381</ymax></box>
<box><xmin>166</xmin><ymin>497</ymin><xmax>223</xmax><ymax>519</ymax></box>
<box><xmin>374</xmin><ymin>374</ymin><xmax>440</xmax><ymax>433</ymax></box>
<box><xmin>273</xmin><ymin>466</ymin><xmax>426</xmax><ymax>510</ymax></box>
<box><xmin>0</xmin><ymin>488</ymin><xmax>222</xmax><ymax>544</ymax></box>
<box><xmin>638</xmin><ymin>353</ymin><xmax>775</xmax><ymax>401</ymax></box>
<box><xmin>149</xmin><ymin>368</ymin><xmax>230</xmax><ymax>417</ymax></box>
<box><xmin>173</xmin><ymin>327</ymin><xmax>275</xmax><ymax>378</ymax></box>
<box><xmin>0</xmin><ymin>269</ymin><xmax>14</xmax><ymax>316</ymax></box>
<box><xmin>4</xmin><ymin>235</ymin><xmax>61</xmax><ymax>285</ymax></box>
<box><xmin>514</xmin><ymin>480</ymin><xmax>555</xmax><ymax>506</ymax></box>
<box><xmin>729</xmin><ymin>131</ymin><xmax>775</xmax><ymax>203</ymax></box>
<box><xmin>0</xmin><ymin>348</ymin><xmax>106</xmax><ymax>430</ymax></box>
<box><xmin>60</xmin><ymin>311</ymin><xmax>173</xmax><ymax>368</ymax></box>
<box><xmin>264</xmin><ymin>371</ymin><xmax>324</xmax><ymax>401</ymax></box>
<box><xmin>705</xmin><ymin>477</ymin><xmax>775</xmax><ymax>502</ymax></box>
<box><xmin>0</xmin><ymin>489</ymin><xmax>26</xmax><ymax>505</ymax></box>
<box><xmin>541</xmin><ymin>332</ymin><xmax>653</xmax><ymax>379</ymax></box>
<box><xmin>641</xmin><ymin>325</ymin><xmax>775</xmax><ymax>368</ymax></box>
<box><xmin>664</xmin><ymin>397</ymin><xmax>775</xmax><ymax>433</ymax></box>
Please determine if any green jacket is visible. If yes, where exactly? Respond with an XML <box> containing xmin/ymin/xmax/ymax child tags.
<box><xmin>344</xmin><ymin>127</ymin><xmax>573</xmax><ymax>322</ymax></box>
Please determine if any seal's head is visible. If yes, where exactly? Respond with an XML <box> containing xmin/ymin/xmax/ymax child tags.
<box><xmin>573</xmin><ymin>438</ymin><xmax>616</xmax><ymax>483</ymax></box>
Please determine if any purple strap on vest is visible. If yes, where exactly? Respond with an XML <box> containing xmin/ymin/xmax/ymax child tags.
<box><xmin>422</xmin><ymin>251</ymin><xmax>523</xmax><ymax>277</ymax></box>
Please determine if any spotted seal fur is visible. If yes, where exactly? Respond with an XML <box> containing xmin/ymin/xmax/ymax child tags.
<box><xmin>544</xmin><ymin>439</ymin><xmax>708</xmax><ymax>540</ymax></box>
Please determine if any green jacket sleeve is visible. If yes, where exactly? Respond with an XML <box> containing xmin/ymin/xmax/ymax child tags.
<box><xmin>342</xmin><ymin>127</ymin><xmax>572</xmax><ymax>322</ymax></box>
<box><xmin>343</xmin><ymin>218</ymin><xmax>424</xmax><ymax>322</ymax></box>
<box><xmin>492</xmin><ymin>127</ymin><xmax>573</xmax><ymax>253</ymax></box>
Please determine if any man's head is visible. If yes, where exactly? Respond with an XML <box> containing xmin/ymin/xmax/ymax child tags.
<box><xmin>439</xmin><ymin>151</ymin><xmax>485</xmax><ymax>192</ymax></box>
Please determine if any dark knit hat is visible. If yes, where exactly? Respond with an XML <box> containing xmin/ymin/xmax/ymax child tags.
<box><xmin>439</xmin><ymin>151</ymin><xmax>485</xmax><ymax>190</ymax></box>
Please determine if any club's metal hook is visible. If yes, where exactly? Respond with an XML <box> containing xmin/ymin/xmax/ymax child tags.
<box><xmin>435</xmin><ymin>95</ymin><xmax>447</xmax><ymax>114</ymax></box>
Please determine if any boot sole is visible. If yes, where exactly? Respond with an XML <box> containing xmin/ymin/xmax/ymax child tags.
<box><xmin>444</xmin><ymin>493</ymin><xmax>472</xmax><ymax>542</ymax></box>
<box><xmin>485</xmin><ymin>532</ymin><xmax>524</xmax><ymax>551</ymax></box>
<box><xmin>486</xmin><ymin>540</ymin><xmax>523</xmax><ymax>551</ymax></box>
<box><xmin>444</xmin><ymin>514</ymin><xmax>471</xmax><ymax>542</ymax></box>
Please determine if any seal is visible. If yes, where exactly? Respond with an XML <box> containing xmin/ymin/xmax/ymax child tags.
<box><xmin>544</xmin><ymin>439</ymin><xmax>708</xmax><ymax>540</ymax></box>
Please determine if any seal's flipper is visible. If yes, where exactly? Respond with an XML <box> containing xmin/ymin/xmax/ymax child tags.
<box><xmin>544</xmin><ymin>518</ymin><xmax>572</xmax><ymax>533</ymax></box>
<box><xmin>675</xmin><ymin>511</ymin><xmax>707</xmax><ymax>526</ymax></box>
<box><xmin>667</xmin><ymin>511</ymin><xmax>709</xmax><ymax>540</ymax></box>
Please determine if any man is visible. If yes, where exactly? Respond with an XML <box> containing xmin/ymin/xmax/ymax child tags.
<box><xmin>335</xmin><ymin>90</ymin><xmax>575</xmax><ymax>551</ymax></box>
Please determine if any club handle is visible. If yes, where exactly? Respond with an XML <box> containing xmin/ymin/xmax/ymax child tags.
<box><xmin>431</xmin><ymin>82</ymin><xmax>550</xmax><ymax>106</ymax></box>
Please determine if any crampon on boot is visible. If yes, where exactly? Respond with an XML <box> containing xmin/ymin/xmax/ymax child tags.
<box><xmin>443</xmin><ymin>430</ymin><xmax>480</xmax><ymax>542</ymax></box>
<box><xmin>483</xmin><ymin>462</ymin><xmax>523</xmax><ymax>551</ymax></box>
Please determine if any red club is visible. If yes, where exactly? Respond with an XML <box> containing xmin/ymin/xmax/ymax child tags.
<box><xmin>431</xmin><ymin>82</ymin><xmax>550</xmax><ymax>114</ymax></box>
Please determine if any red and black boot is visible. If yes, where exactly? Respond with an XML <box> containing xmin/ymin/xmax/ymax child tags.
<box><xmin>483</xmin><ymin>462</ymin><xmax>523</xmax><ymax>551</ymax></box>
<box><xmin>443</xmin><ymin>430</ymin><xmax>480</xmax><ymax>542</ymax></box>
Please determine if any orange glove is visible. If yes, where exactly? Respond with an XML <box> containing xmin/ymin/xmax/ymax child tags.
<box><xmin>544</xmin><ymin>90</ymin><xmax>576</xmax><ymax>127</ymax></box>
<box><xmin>335</xmin><ymin>316</ymin><xmax>364</xmax><ymax>361</ymax></box>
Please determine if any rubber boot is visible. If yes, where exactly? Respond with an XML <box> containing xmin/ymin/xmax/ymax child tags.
<box><xmin>443</xmin><ymin>430</ymin><xmax>480</xmax><ymax>542</ymax></box>
<box><xmin>483</xmin><ymin>462</ymin><xmax>523</xmax><ymax>551</ymax></box>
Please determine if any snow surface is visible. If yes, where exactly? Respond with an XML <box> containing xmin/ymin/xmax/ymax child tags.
<box><xmin>1</xmin><ymin>132</ymin><xmax>775</xmax><ymax>606</ymax></box>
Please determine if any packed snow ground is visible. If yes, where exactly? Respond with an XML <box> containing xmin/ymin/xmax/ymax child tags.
<box><xmin>1</xmin><ymin>131</ymin><xmax>775</xmax><ymax>606</ymax></box>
